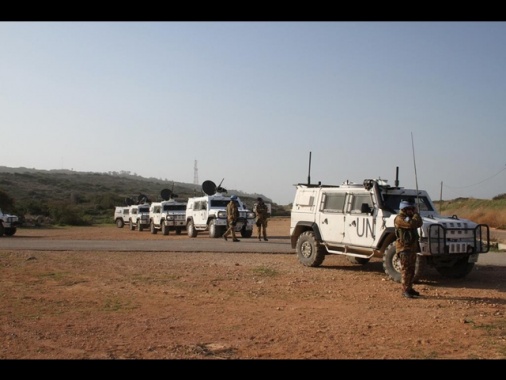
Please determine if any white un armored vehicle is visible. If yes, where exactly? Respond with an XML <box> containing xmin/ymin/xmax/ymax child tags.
<box><xmin>0</xmin><ymin>208</ymin><xmax>20</xmax><ymax>237</ymax></box>
<box><xmin>186</xmin><ymin>180</ymin><xmax>255</xmax><ymax>238</ymax></box>
<box><xmin>149</xmin><ymin>189</ymin><xmax>187</xmax><ymax>235</ymax></box>
<box><xmin>123</xmin><ymin>193</ymin><xmax>151</xmax><ymax>232</ymax></box>
<box><xmin>114</xmin><ymin>206</ymin><xmax>131</xmax><ymax>228</ymax></box>
<box><xmin>290</xmin><ymin>166</ymin><xmax>490</xmax><ymax>282</ymax></box>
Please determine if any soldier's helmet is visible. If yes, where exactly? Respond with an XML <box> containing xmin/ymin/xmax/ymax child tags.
<box><xmin>230</xmin><ymin>195</ymin><xmax>238</xmax><ymax>200</ymax></box>
<box><xmin>257</xmin><ymin>197</ymin><xmax>263</xmax><ymax>202</ymax></box>
<box><xmin>399</xmin><ymin>200</ymin><xmax>415</xmax><ymax>210</ymax></box>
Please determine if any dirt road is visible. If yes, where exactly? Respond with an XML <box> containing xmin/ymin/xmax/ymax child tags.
<box><xmin>1</xmin><ymin>218</ymin><xmax>505</xmax><ymax>359</ymax></box>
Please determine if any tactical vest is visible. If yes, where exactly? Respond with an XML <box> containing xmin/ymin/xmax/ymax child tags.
<box><xmin>395</xmin><ymin>228</ymin><xmax>419</xmax><ymax>245</ymax></box>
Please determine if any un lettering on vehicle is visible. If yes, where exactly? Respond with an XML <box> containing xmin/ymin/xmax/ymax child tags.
<box><xmin>341</xmin><ymin>215</ymin><xmax>375</xmax><ymax>246</ymax></box>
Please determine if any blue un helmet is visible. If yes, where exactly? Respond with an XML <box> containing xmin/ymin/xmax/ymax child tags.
<box><xmin>399</xmin><ymin>200</ymin><xmax>415</xmax><ymax>210</ymax></box>
<box><xmin>230</xmin><ymin>195</ymin><xmax>238</xmax><ymax>201</ymax></box>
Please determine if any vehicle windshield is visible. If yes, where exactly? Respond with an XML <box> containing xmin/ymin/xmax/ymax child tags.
<box><xmin>163</xmin><ymin>205</ymin><xmax>186</xmax><ymax>211</ymax></box>
<box><xmin>210</xmin><ymin>200</ymin><xmax>230</xmax><ymax>208</ymax></box>
<box><xmin>382</xmin><ymin>194</ymin><xmax>434</xmax><ymax>212</ymax></box>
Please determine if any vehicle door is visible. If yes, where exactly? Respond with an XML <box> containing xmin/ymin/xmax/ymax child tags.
<box><xmin>317</xmin><ymin>191</ymin><xmax>346</xmax><ymax>245</ymax></box>
<box><xmin>342</xmin><ymin>192</ymin><xmax>376</xmax><ymax>248</ymax></box>
<box><xmin>194</xmin><ymin>200</ymin><xmax>208</xmax><ymax>227</ymax></box>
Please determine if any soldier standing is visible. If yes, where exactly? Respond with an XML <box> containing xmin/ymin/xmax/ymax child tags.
<box><xmin>223</xmin><ymin>195</ymin><xmax>240</xmax><ymax>242</ymax></box>
<box><xmin>394</xmin><ymin>199</ymin><xmax>423</xmax><ymax>298</ymax></box>
<box><xmin>255</xmin><ymin>197</ymin><xmax>269</xmax><ymax>241</ymax></box>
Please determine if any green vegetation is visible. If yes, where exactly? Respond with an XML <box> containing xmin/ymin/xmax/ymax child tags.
<box><xmin>0</xmin><ymin>166</ymin><xmax>503</xmax><ymax>228</ymax></box>
<box><xmin>0</xmin><ymin>167</ymin><xmax>290</xmax><ymax>226</ymax></box>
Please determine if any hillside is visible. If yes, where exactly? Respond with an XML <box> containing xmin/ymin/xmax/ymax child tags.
<box><xmin>0</xmin><ymin>166</ymin><xmax>504</xmax><ymax>229</ymax></box>
<box><xmin>0</xmin><ymin>166</ymin><xmax>290</xmax><ymax>225</ymax></box>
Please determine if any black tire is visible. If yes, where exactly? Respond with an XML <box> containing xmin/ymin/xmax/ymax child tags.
<box><xmin>241</xmin><ymin>228</ymin><xmax>253</xmax><ymax>238</ymax></box>
<box><xmin>4</xmin><ymin>228</ymin><xmax>16</xmax><ymax>236</ymax></box>
<box><xmin>129</xmin><ymin>219</ymin><xmax>135</xmax><ymax>231</ymax></box>
<box><xmin>187</xmin><ymin>220</ymin><xmax>197</xmax><ymax>238</ymax></box>
<box><xmin>0</xmin><ymin>224</ymin><xmax>4</xmax><ymax>237</ymax></box>
<box><xmin>150</xmin><ymin>221</ymin><xmax>157</xmax><ymax>234</ymax></box>
<box><xmin>383</xmin><ymin>243</ymin><xmax>426</xmax><ymax>283</ymax></box>
<box><xmin>138</xmin><ymin>220</ymin><xmax>143</xmax><ymax>232</ymax></box>
<box><xmin>296</xmin><ymin>231</ymin><xmax>326</xmax><ymax>267</ymax></box>
<box><xmin>434</xmin><ymin>256</ymin><xmax>475</xmax><ymax>279</ymax></box>
<box><xmin>162</xmin><ymin>223</ymin><xmax>169</xmax><ymax>236</ymax></box>
<box><xmin>116</xmin><ymin>219</ymin><xmax>124</xmax><ymax>228</ymax></box>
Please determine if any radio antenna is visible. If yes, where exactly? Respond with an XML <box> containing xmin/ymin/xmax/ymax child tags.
<box><xmin>411</xmin><ymin>132</ymin><xmax>420</xmax><ymax>206</ymax></box>
<box><xmin>307</xmin><ymin>151</ymin><xmax>312</xmax><ymax>185</ymax></box>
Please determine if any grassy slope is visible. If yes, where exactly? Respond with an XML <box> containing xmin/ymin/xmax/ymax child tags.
<box><xmin>0</xmin><ymin>167</ymin><xmax>503</xmax><ymax>228</ymax></box>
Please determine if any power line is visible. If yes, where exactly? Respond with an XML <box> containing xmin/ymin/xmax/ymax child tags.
<box><xmin>443</xmin><ymin>164</ymin><xmax>506</xmax><ymax>189</ymax></box>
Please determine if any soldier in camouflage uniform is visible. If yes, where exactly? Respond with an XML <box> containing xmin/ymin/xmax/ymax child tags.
<box><xmin>223</xmin><ymin>195</ymin><xmax>240</xmax><ymax>242</ymax></box>
<box><xmin>394</xmin><ymin>199</ymin><xmax>423</xmax><ymax>298</ymax></box>
<box><xmin>255</xmin><ymin>197</ymin><xmax>269</xmax><ymax>241</ymax></box>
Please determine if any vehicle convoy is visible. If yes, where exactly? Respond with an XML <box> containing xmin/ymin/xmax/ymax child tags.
<box><xmin>186</xmin><ymin>180</ymin><xmax>256</xmax><ymax>238</ymax></box>
<box><xmin>149</xmin><ymin>189</ymin><xmax>187</xmax><ymax>235</ymax></box>
<box><xmin>0</xmin><ymin>208</ymin><xmax>20</xmax><ymax>237</ymax></box>
<box><xmin>113</xmin><ymin>194</ymin><xmax>151</xmax><ymax>230</ymax></box>
<box><xmin>290</xmin><ymin>166</ymin><xmax>490</xmax><ymax>282</ymax></box>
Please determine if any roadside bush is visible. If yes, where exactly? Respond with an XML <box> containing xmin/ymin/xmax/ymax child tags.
<box><xmin>50</xmin><ymin>202</ymin><xmax>92</xmax><ymax>226</ymax></box>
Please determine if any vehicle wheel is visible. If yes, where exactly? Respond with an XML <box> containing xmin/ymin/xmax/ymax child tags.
<box><xmin>187</xmin><ymin>220</ymin><xmax>197</xmax><ymax>238</ymax></box>
<box><xmin>240</xmin><ymin>227</ymin><xmax>253</xmax><ymax>238</ymax></box>
<box><xmin>175</xmin><ymin>228</ymin><xmax>182</xmax><ymax>235</ymax></box>
<box><xmin>434</xmin><ymin>256</ymin><xmax>475</xmax><ymax>279</ymax></box>
<box><xmin>0</xmin><ymin>224</ymin><xmax>4</xmax><ymax>236</ymax></box>
<box><xmin>209</xmin><ymin>219</ymin><xmax>221</xmax><ymax>238</ymax></box>
<box><xmin>150</xmin><ymin>221</ymin><xmax>157</xmax><ymax>234</ymax></box>
<box><xmin>296</xmin><ymin>231</ymin><xmax>326</xmax><ymax>267</ymax></box>
<box><xmin>383</xmin><ymin>243</ymin><xmax>426</xmax><ymax>283</ymax></box>
<box><xmin>4</xmin><ymin>228</ymin><xmax>16</xmax><ymax>236</ymax></box>
<box><xmin>116</xmin><ymin>219</ymin><xmax>124</xmax><ymax>228</ymax></box>
<box><xmin>129</xmin><ymin>219</ymin><xmax>135</xmax><ymax>231</ymax></box>
<box><xmin>138</xmin><ymin>220</ymin><xmax>143</xmax><ymax>232</ymax></box>
<box><xmin>347</xmin><ymin>256</ymin><xmax>370</xmax><ymax>265</ymax></box>
<box><xmin>162</xmin><ymin>223</ymin><xmax>169</xmax><ymax>236</ymax></box>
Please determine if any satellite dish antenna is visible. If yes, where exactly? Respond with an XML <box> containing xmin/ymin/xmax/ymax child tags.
<box><xmin>160</xmin><ymin>188</ymin><xmax>172</xmax><ymax>201</ymax></box>
<box><xmin>170</xmin><ymin>182</ymin><xmax>178</xmax><ymax>199</ymax></box>
<box><xmin>202</xmin><ymin>180</ymin><xmax>216</xmax><ymax>196</ymax></box>
<box><xmin>216</xmin><ymin>178</ymin><xmax>227</xmax><ymax>194</ymax></box>
<box><xmin>138</xmin><ymin>193</ymin><xmax>149</xmax><ymax>204</ymax></box>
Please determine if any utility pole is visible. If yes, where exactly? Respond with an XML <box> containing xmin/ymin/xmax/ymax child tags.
<box><xmin>194</xmin><ymin>160</ymin><xmax>199</xmax><ymax>185</ymax></box>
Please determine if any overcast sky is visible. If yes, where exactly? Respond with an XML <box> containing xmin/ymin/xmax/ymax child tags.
<box><xmin>1</xmin><ymin>21</ymin><xmax>505</xmax><ymax>205</ymax></box>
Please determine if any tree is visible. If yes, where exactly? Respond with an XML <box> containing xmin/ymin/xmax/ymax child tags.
<box><xmin>0</xmin><ymin>189</ymin><xmax>15</xmax><ymax>211</ymax></box>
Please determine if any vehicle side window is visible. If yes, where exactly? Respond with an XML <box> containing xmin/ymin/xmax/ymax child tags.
<box><xmin>322</xmin><ymin>193</ymin><xmax>346</xmax><ymax>213</ymax></box>
<box><xmin>350</xmin><ymin>194</ymin><xmax>373</xmax><ymax>214</ymax></box>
